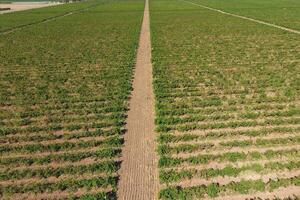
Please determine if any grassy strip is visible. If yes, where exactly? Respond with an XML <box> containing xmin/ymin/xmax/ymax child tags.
<box><xmin>160</xmin><ymin>161</ymin><xmax>300</xmax><ymax>183</ymax></box>
<box><xmin>220</xmin><ymin>136</ymin><xmax>300</xmax><ymax>148</ymax></box>
<box><xmin>155</xmin><ymin>113</ymin><xmax>233</xmax><ymax>125</ymax></box>
<box><xmin>0</xmin><ymin>160</ymin><xmax>120</xmax><ymax>181</ymax></box>
<box><xmin>157</xmin><ymin>102</ymin><xmax>291</xmax><ymax>116</ymax></box>
<box><xmin>0</xmin><ymin>176</ymin><xmax>117</xmax><ymax>196</ymax></box>
<box><xmin>0</xmin><ymin>136</ymin><xmax>123</xmax><ymax>154</ymax></box>
<box><xmin>158</xmin><ymin>143</ymin><xmax>214</xmax><ymax>156</ymax></box>
<box><xmin>0</xmin><ymin>148</ymin><xmax>121</xmax><ymax>166</ymax></box>
<box><xmin>156</xmin><ymin>108</ymin><xmax>300</xmax><ymax>125</ymax></box>
<box><xmin>159</xmin><ymin>149</ymin><xmax>299</xmax><ymax>168</ymax></box>
<box><xmin>2</xmin><ymin>112</ymin><xmax>125</xmax><ymax>128</ymax></box>
<box><xmin>157</xmin><ymin>117</ymin><xmax>300</xmax><ymax>132</ymax></box>
<box><xmin>159</xmin><ymin>136</ymin><xmax>300</xmax><ymax>155</ymax></box>
<box><xmin>66</xmin><ymin>191</ymin><xmax>117</xmax><ymax>200</ymax></box>
<box><xmin>1</xmin><ymin>103</ymin><xmax>126</xmax><ymax>120</ymax></box>
<box><xmin>156</xmin><ymin>96</ymin><xmax>295</xmax><ymax>110</ymax></box>
<box><xmin>0</xmin><ymin>128</ymin><xmax>123</xmax><ymax>143</ymax></box>
<box><xmin>0</xmin><ymin>121</ymin><xmax>119</xmax><ymax>136</ymax></box>
<box><xmin>159</xmin><ymin>127</ymin><xmax>300</xmax><ymax>143</ymax></box>
<box><xmin>159</xmin><ymin>175</ymin><xmax>300</xmax><ymax>199</ymax></box>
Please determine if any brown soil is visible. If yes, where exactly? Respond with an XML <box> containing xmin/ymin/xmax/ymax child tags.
<box><xmin>117</xmin><ymin>0</ymin><xmax>159</xmax><ymax>199</ymax></box>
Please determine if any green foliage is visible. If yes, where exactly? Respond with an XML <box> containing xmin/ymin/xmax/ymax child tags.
<box><xmin>159</xmin><ymin>176</ymin><xmax>300</xmax><ymax>199</ymax></box>
<box><xmin>152</xmin><ymin>0</ymin><xmax>300</xmax><ymax>198</ymax></box>
<box><xmin>0</xmin><ymin>0</ymin><xmax>144</xmax><ymax>198</ymax></box>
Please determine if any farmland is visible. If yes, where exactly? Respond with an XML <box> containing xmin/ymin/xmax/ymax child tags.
<box><xmin>0</xmin><ymin>0</ymin><xmax>144</xmax><ymax>199</ymax></box>
<box><xmin>1</xmin><ymin>0</ymin><xmax>300</xmax><ymax>199</ymax></box>
<box><xmin>150</xmin><ymin>0</ymin><xmax>300</xmax><ymax>199</ymax></box>
<box><xmin>0</xmin><ymin>1</ymin><xmax>102</xmax><ymax>33</ymax></box>
<box><xmin>188</xmin><ymin>0</ymin><xmax>300</xmax><ymax>30</ymax></box>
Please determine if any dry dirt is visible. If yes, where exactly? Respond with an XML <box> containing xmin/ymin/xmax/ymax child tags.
<box><xmin>0</xmin><ymin>2</ymin><xmax>60</xmax><ymax>14</ymax></box>
<box><xmin>117</xmin><ymin>0</ymin><xmax>159</xmax><ymax>199</ymax></box>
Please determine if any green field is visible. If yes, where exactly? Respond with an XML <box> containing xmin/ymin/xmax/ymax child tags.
<box><xmin>0</xmin><ymin>1</ymin><xmax>102</xmax><ymax>32</ymax></box>
<box><xmin>1</xmin><ymin>0</ymin><xmax>300</xmax><ymax>199</ymax></box>
<box><xmin>0</xmin><ymin>0</ymin><xmax>144</xmax><ymax>199</ymax></box>
<box><xmin>150</xmin><ymin>0</ymin><xmax>300</xmax><ymax>199</ymax></box>
<box><xmin>189</xmin><ymin>0</ymin><xmax>300</xmax><ymax>30</ymax></box>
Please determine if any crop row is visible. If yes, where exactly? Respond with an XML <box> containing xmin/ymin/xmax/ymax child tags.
<box><xmin>157</xmin><ymin>117</ymin><xmax>300</xmax><ymax>132</ymax></box>
<box><xmin>0</xmin><ymin>136</ymin><xmax>122</xmax><ymax>155</ymax></box>
<box><xmin>0</xmin><ymin>121</ymin><xmax>121</xmax><ymax>136</ymax></box>
<box><xmin>0</xmin><ymin>148</ymin><xmax>121</xmax><ymax>167</ymax></box>
<box><xmin>157</xmin><ymin>102</ymin><xmax>297</xmax><ymax>116</ymax></box>
<box><xmin>0</xmin><ymin>160</ymin><xmax>119</xmax><ymax>181</ymax></box>
<box><xmin>159</xmin><ymin>126</ymin><xmax>300</xmax><ymax>144</ymax></box>
<box><xmin>160</xmin><ymin>160</ymin><xmax>300</xmax><ymax>184</ymax></box>
<box><xmin>159</xmin><ymin>175</ymin><xmax>300</xmax><ymax>199</ymax></box>
<box><xmin>155</xmin><ymin>108</ymin><xmax>300</xmax><ymax>125</ymax></box>
<box><xmin>1</xmin><ymin>128</ymin><xmax>123</xmax><ymax>144</ymax></box>
<box><xmin>158</xmin><ymin>136</ymin><xmax>300</xmax><ymax>156</ymax></box>
<box><xmin>0</xmin><ymin>176</ymin><xmax>117</xmax><ymax>196</ymax></box>
<box><xmin>159</xmin><ymin>148</ymin><xmax>299</xmax><ymax>168</ymax></box>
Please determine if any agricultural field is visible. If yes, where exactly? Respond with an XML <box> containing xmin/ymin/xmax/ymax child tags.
<box><xmin>0</xmin><ymin>0</ymin><xmax>101</xmax><ymax>33</ymax></box>
<box><xmin>0</xmin><ymin>0</ymin><xmax>144</xmax><ymax>199</ymax></box>
<box><xmin>150</xmin><ymin>0</ymin><xmax>300</xmax><ymax>199</ymax></box>
<box><xmin>1</xmin><ymin>0</ymin><xmax>300</xmax><ymax>199</ymax></box>
<box><xmin>188</xmin><ymin>0</ymin><xmax>300</xmax><ymax>30</ymax></box>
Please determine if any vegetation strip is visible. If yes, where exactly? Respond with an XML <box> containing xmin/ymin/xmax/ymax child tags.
<box><xmin>160</xmin><ymin>160</ymin><xmax>300</xmax><ymax>184</ymax></box>
<box><xmin>159</xmin><ymin>175</ymin><xmax>300</xmax><ymax>199</ymax></box>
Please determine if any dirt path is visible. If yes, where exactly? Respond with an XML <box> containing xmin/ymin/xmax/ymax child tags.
<box><xmin>117</xmin><ymin>0</ymin><xmax>158</xmax><ymax>199</ymax></box>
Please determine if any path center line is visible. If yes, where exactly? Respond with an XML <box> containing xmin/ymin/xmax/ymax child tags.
<box><xmin>181</xmin><ymin>0</ymin><xmax>300</xmax><ymax>35</ymax></box>
<box><xmin>117</xmin><ymin>0</ymin><xmax>158</xmax><ymax>199</ymax></box>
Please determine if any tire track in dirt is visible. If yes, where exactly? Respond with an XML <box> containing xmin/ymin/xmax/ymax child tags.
<box><xmin>117</xmin><ymin>0</ymin><xmax>159</xmax><ymax>199</ymax></box>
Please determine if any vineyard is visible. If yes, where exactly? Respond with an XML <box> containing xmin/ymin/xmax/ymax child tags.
<box><xmin>0</xmin><ymin>0</ymin><xmax>144</xmax><ymax>199</ymax></box>
<box><xmin>150</xmin><ymin>0</ymin><xmax>300</xmax><ymax>199</ymax></box>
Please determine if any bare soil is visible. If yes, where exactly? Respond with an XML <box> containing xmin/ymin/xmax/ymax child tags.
<box><xmin>117</xmin><ymin>0</ymin><xmax>159</xmax><ymax>199</ymax></box>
